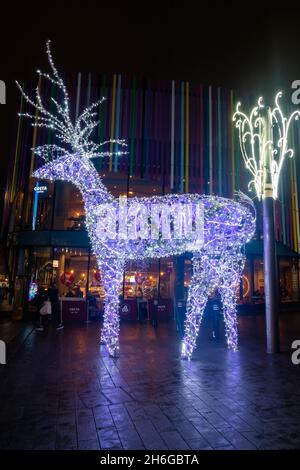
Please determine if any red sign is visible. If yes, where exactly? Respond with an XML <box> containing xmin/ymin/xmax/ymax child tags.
<box><xmin>60</xmin><ymin>271</ymin><xmax>75</xmax><ymax>287</ymax></box>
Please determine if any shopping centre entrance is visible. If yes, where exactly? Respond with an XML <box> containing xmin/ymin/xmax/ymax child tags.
<box><xmin>8</xmin><ymin>243</ymin><xmax>300</xmax><ymax>324</ymax></box>
<box><xmin>22</xmin><ymin>248</ymin><xmax>191</xmax><ymax>325</ymax></box>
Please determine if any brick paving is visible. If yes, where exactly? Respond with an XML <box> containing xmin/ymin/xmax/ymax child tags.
<box><xmin>0</xmin><ymin>312</ymin><xmax>300</xmax><ymax>450</ymax></box>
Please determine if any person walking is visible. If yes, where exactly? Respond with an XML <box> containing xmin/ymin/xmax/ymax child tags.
<box><xmin>48</xmin><ymin>282</ymin><xmax>64</xmax><ymax>330</ymax></box>
<box><xmin>151</xmin><ymin>289</ymin><xmax>159</xmax><ymax>328</ymax></box>
<box><xmin>137</xmin><ymin>287</ymin><xmax>147</xmax><ymax>323</ymax></box>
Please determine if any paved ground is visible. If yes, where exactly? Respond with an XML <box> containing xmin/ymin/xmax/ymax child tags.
<box><xmin>0</xmin><ymin>312</ymin><xmax>300</xmax><ymax>450</ymax></box>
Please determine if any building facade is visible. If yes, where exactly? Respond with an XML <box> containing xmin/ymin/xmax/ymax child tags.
<box><xmin>2</xmin><ymin>73</ymin><xmax>300</xmax><ymax>319</ymax></box>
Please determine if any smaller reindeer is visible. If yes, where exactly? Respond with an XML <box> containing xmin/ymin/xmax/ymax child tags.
<box><xmin>17</xmin><ymin>42</ymin><xmax>256</xmax><ymax>359</ymax></box>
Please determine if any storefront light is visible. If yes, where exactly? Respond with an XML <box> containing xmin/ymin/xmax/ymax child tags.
<box><xmin>242</xmin><ymin>275</ymin><xmax>250</xmax><ymax>297</ymax></box>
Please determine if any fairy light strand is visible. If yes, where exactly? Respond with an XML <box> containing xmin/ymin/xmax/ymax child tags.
<box><xmin>233</xmin><ymin>92</ymin><xmax>300</xmax><ymax>199</ymax></box>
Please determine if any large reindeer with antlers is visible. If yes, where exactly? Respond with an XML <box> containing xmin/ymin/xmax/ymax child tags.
<box><xmin>17</xmin><ymin>42</ymin><xmax>256</xmax><ymax>359</ymax></box>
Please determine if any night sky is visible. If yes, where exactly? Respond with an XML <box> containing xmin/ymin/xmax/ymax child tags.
<box><xmin>1</xmin><ymin>1</ymin><xmax>300</xmax><ymax>191</ymax></box>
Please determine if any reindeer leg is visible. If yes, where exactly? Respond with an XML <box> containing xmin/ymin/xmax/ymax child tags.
<box><xmin>218</xmin><ymin>252</ymin><xmax>245</xmax><ymax>351</ymax></box>
<box><xmin>181</xmin><ymin>256</ymin><xmax>217</xmax><ymax>359</ymax></box>
<box><xmin>100</xmin><ymin>260</ymin><xmax>124</xmax><ymax>357</ymax></box>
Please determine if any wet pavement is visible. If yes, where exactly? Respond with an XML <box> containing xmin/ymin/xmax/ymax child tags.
<box><xmin>0</xmin><ymin>312</ymin><xmax>300</xmax><ymax>450</ymax></box>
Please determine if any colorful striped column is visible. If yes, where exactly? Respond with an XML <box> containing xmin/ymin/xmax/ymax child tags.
<box><xmin>185</xmin><ymin>82</ymin><xmax>189</xmax><ymax>193</ymax></box>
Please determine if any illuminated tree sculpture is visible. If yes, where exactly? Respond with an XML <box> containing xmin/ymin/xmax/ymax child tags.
<box><xmin>17</xmin><ymin>42</ymin><xmax>256</xmax><ymax>359</ymax></box>
<box><xmin>233</xmin><ymin>92</ymin><xmax>300</xmax><ymax>200</ymax></box>
<box><xmin>233</xmin><ymin>93</ymin><xmax>300</xmax><ymax>353</ymax></box>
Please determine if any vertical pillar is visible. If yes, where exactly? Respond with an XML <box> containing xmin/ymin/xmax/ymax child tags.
<box><xmin>262</xmin><ymin>107</ymin><xmax>280</xmax><ymax>353</ymax></box>
<box><xmin>263</xmin><ymin>196</ymin><xmax>280</xmax><ymax>352</ymax></box>
<box><xmin>175</xmin><ymin>255</ymin><xmax>185</xmax><ymax>301</ymax></box>
<box><xmin>59</xmin><ymin>253</ymin><xmax>65</xmax><ymax>297</ymax></box>
<box><xmin>175</xmin><ymin>255</ymin><xmax>186</xmax><ymax>336</ymax></box>
<box><xmin>250</xmin><ymin>256</ymin><xmax>255</xmax><ymax>300</ymax></box>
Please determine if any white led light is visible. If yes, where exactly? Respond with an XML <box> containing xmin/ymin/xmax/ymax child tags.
<box><xmin>233</xmin><ymin>92</ymin><xmax>300</xmax><ymax>199</ymax></box>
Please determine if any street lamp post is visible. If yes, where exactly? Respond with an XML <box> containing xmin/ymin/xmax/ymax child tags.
<box><xmin>233</xmin><ymin>93</ymin><xmax>300</xmax><ymax>353</ymax></box>
<box><xmin>263</xmin><ymin>193</ymin><xmax>280</xmax><ymax>352</ymax></box>
<box><xmin>261</xmin><ymin>108</ymin><xmax>280</xmax><ymax>352</ymax></box>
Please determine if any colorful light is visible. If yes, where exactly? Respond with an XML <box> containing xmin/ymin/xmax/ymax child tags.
<box><xmin>28</xmin><ymin>281</ymin><xmax>38</xmax><ymax>301</ymax></box>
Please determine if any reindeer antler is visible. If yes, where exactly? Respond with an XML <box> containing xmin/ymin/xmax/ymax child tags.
<box><xmin>16</xmin><ymin>40</ymin><xmax>127</xmax><ymax>161</ymax></box>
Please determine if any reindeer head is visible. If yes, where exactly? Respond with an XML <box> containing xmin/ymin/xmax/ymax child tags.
<box><xmin>32</xmin><ymin>153</ymin><xmax>85</xmax><ymax>182</ymax></box>
<box><xmin>16</xmin><ymin>40</ymin><xmax>127</xmax><ymax>185</ymax></box>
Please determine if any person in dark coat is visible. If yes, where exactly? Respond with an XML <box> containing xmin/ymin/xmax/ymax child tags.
<box><xmin>48</xmin><ymin>282</ymin><xmax>64</xmax><ymax>330</ymax></box>
<box><xmin>151</xmin><ymin>289</ymin><xmax>158</xmax><ymax>328</ymax></box>
<box><xmin>207</xmin><ymin>290</ymin><xmax>222</xmax><ymax>341</ymax></box>
<box><xmin>137</xmin><ymin>287</ymin><xmax>147</xmax><ymax>323</ymax></box>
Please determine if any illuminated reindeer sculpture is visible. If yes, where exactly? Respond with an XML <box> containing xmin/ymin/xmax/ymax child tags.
<box><xmin>17</xmin><ymin>42</ymin><xmax>256</xmax><ymax>359</ymax></box>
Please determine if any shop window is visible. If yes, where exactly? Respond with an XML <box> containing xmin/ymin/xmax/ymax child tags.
<box><xmin>279</xmin><ymin>258</ymin><xmax>299</xmax><ymax>302</ymax></box>
<box><xmin>123</xmin><ymin>261</ymin><xmax>159</xmax><ymax>300</ymax></box>
<box><xmin>52</xmin><ymin>247</ymin><xmax>89</xmax><ymax>298</ymax></box>
<box><xmin>238</xmin><ymin>259</ymin><xmax>251</xmax><ymax>304</ymax></box>
<box><xmin>24</xmin><ymin>179</ymin><xmax>55</xmax><ymax>230</ymax></box>
<box><xmin>88</xmin><ymin>255</ymin><xmax>105</xmax><ymax>300</ymax></box>
<box><xmin>291</xmin><ymin>259</ymin><xmax>300</xmax><ymax>301</ymax></box>
<box><xmin>53</xmin><ymin>182</ymin><xmax>85</xmax><ymax>230</ymax></box>
<box><xmin>120</xmin><ymin>259</ymin><xmax>174</xmax><ymax>301</ymax></box>
<box><xmin>30</xmin><ymin>247</ymin><xmax>53</xmax><ymax>287</ymax></box>
<box><xmin>159</xmin><ymin>259</ymin><xmax>174</xmax><ymax>299</ymax></box>
<box><xmin>253</xmin><ymin>257</ymin><xmax>265</xmax><ymax>303</ymax></box>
